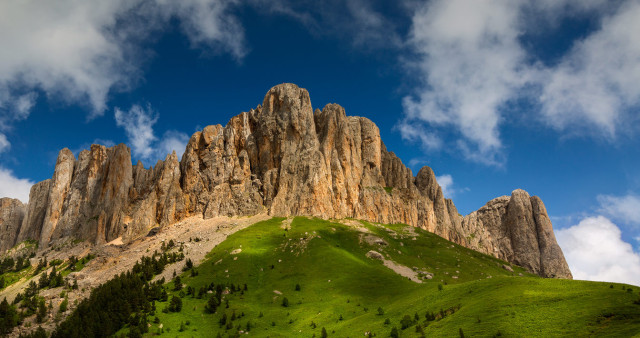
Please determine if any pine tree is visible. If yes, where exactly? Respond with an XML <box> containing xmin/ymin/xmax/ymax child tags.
<box><xmin>36</xmin><ymin>298</ymin><xmax>47</xmax><ymax>323</ymax></box>
<box><xmin>59</xmin><ymin>296</ymin><xmax>68</xmax><ymax>312</ymax></box>
<box><xmin>0</xmin><ymin>298</ymin><xmax>18</xmax><ymax>334</ymax></box>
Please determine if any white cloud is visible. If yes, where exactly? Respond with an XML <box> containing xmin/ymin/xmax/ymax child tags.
<box><xmin>158</xmin><ymin>130</ymin><xmax>189</xmax><ymax>160</ymax></box>
<box><xmin>0</xmin><ymin>0</ymin><xmax>245</xmax><ymax>122</ymax></box>
<box><xmin>0</xmin><ymin>167</ymin><xmax>34</xmax><ymax>203</ymax></box>
<box><xmin>401</xmin><ymin>0</ymin><xmax>640</xmax><ymax>165</ymax></box>
<box><xmin>254</xmin><ymin>0</ymin><xmax>401</xmax><ymax>49</ymax></box>
<box><xmin>597</xmin><ymin>194</ymin><xmax>640</xmax><ymax>225</ymax></box>
<box><xmin>436</xmin><ymin>174</ymin><xmax>454</xmax><ymax>198</ymax></box>
<box><xmin>114</xmin><ymin>104</ymin><xmax>189</xmax><ymax>163</ymax></box>
<box><xmin>402</xmin><ymin>0</ymin><xmax>531</xmax><ymax>166</ymax></box>
<box><xmin>70</xmin><ymin>138</ymin><xmax>115</xmax><ymax>158</ymax></box>
<box><xmin>556</xmin><ymin>216</ymin><xmax>640</xmax><ymax>286</ymax></box>
<box><xmin>0</xmin><ymin>133</ymin><xmax>9</xmax><ymax>153</ymax></box>
<box><xmin>540</xmin><ymin>0</ymin><xmax>640</xmax><ymax>136</ymax></box>
<box><xmin>115</xmin><ymin>104</ymin><xmax>158</xmax><ymax>160</ymax></box>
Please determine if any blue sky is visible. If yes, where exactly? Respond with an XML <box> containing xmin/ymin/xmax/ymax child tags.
<box><xmin>1</xmin><ymin>0</ymin><xmax>639</xmax><ymax>285</ymax></box>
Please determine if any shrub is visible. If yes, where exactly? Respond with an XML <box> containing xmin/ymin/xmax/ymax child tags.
<box><xmin>400</xmin><ymin>315</ymin><xmax>413</xmax><ymax>329</ymax></box>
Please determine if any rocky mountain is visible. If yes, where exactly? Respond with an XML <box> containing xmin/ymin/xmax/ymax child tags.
<box><xmin>0</xmin><ymin>83</ymin><xmax>571</xmax><ymax>279</ymax></box>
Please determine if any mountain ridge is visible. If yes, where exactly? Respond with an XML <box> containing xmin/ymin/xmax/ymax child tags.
<box><xmin>0</xmin><ymin>83</ymin><xmax>571</xmax><ymax>279</ymax></box>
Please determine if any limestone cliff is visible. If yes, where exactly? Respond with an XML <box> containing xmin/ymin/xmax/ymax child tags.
<box><xmin>0</xmin><ymin>83</ymin><xmax>571</xmax><ymax>278</ymax></box>
<box><xmin>461</xmin><ymin>190</ymin><xmax>572</xmax><ymax>278</ymax></box>
<box><xmin>0</xmin><ymin>198</ymin><xmax>25</xmax><ymax>252</ymax></box>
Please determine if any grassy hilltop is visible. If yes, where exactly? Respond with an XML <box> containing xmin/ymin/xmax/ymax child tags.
<box><xmin>110</xmin><ymin>217</ymin><xmax>640</xmax><ymax>337</ymax></box>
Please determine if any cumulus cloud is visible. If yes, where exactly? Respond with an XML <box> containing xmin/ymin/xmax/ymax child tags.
<box><xmin>0</xmin><ymin>167</ymin><xmax>34</xmax><ymax>203</ymax></box>
<box><xmin>0</xmin><ymin>0</ymin><xmax>245</xmax><ymax>122</ymax></box>
<box><xmin>400</xmin><ymin>0</ymin><xmax>640</xmax><ymax>165</ymax></box>
<box><xmin>597</xmin><ymin>194</ymin><xmax>640</xmax><ymax>226</ymax></box>
<box><xmin>114</xmin><ymin>104</ymin><xmax>189</xmax><ymax>164</ymax></box>
<box><xmin>401</xmin><ymin>0</ymin><xmax>530</xmax><ymax>165</ymax></box>
<box><xmin>556</xmin><ymin>216</ymin><xmax>640</xmax><ymax>286</ymax></box>
<box><xmin>436</xmin><ymin>174</ymin><xmax>454</xmax><ymax>198</ymax></box>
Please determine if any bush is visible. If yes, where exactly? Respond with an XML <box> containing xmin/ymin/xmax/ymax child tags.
<box><xmin>282</xmin><ymin>297</ymin><xmax>289</xmax><ymax>307</ymax></box>
<box><xmin>400</xmin><ymin>315</ymin><xmax>413</xmax><ymax>329</ymax></box>
<box><xmin>205</xmin><ymin>295</ymin><xmax>219</xmax><ymax>314</ymax></box>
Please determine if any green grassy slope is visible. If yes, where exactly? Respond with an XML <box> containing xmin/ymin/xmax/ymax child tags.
<box><xmin>137</xmin><ymin>217</ymin><xmax>640</xmax><ymax>337</ymax></box>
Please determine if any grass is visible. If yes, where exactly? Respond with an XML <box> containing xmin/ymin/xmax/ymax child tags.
<box><xmin>60</xmin><ymin>254</ymin><xmax>94</xmax><ymax>277</ymax></box>
<box><xmin>0</xmin><ymin>267</ymin><xmax>33</xmax><ymax>291</ymax></box>
<box><xmin>116</xmin><ymin>217</ymin><xmax>640</xmax><ymax>337</ymax></box>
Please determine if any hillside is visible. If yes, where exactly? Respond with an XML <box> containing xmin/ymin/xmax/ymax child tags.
<box><xmin>48</xmin><ymin>217</ymin><xmax>638</xmax><ymax>337</ymax></box>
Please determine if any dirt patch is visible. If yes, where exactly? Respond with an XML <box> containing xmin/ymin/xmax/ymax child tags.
<box><xmin>107</xmin><ymin>237</ymin><xmax>123</xmax><ymax>246</ymax></box>
<box><xmin>280</xmin><ymin>217</ymin><xmax>293</xmax><ymax>230</ymax></box>
<box><xmin>361</xmin><ymin>234</ymin><xmax>388</xmax><ymax>246</ymax></box>
<box><xmin>382</xmin><ymin>260</ymin><xmax>422</xmax><ymax>283</ymax></box>
<box><xmin>340</xmin><ymin>219</ymin><xmax>371</xmax><ymax>233</ymax></box>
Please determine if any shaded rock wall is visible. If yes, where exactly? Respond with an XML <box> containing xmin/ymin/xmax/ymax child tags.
<box><xmin>0</xmin><ymin>198</ymin><xmax>25</xmax><ymax>252</ymax></box>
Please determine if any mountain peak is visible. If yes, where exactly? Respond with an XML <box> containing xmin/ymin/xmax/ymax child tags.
<box><xmin>0</xmin><ymin>84</ymin><xmax>571</xmax><ymax>278</ymax></box>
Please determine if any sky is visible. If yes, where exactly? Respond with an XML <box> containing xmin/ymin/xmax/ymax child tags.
<box><xmin>0</xmin><ymin>0</ymin><xmax>639</xmax><ymax>285</ymax></box>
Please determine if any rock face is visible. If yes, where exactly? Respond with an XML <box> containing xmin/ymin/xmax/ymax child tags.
<box><xmin>0</xmin><ymin>83</ymin><xmax>571</xmax><ymax>279</ymax></box>
<box><xmin>461</xmin><ymin>190</ymin><xmax>572</xmax><ymax>278</ymax></box>
<box><xmin>0</xmin><ymin>198</ymin><xmax>25</xmax><ymax>252</ymax></box>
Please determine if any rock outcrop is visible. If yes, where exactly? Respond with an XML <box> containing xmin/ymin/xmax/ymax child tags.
<box><xmin>461</xmin><ymin>190</ymin><xmax>572</xmax><ymax>278</ymax></box>
<box><xmin>0</xmin><ymin>83</ymin><xmax>571</xmax><ymax>279</ymax></box>
<box><xmin>0</xmin><ymin>198</ymin><xmax>25</xmax><ymax>252</ymax></box>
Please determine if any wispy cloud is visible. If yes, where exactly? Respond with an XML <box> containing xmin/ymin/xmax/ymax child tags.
<box><xmin>436</xmin><ymin>174</ymin><xmax>454</xmax><ymax>198</ymax></box>
<box><xmin>115</xmin><ymin>104</ymin><xmax>158</xmax><ymax>161</ymax></box>
<box><xmin>597</xmin><ymin>194</ymin><xmax>640</xmax><ymax>226</ymax></box>
<box><xmin>556</xmin><ymin>216</ymin><xmax>640</xmax><ymax>286</ymax></box>
<box><xmin>0</xmin><ymin>133</ymin><xmax>9</xmax><ymax>153</ymax></box>
<box><xmin>0</xmin><ymin>167</ymin><xmax>34</xmax><ymax>203</ymax></box>
<box><xmin>254</xmin><ymin>0</ymin><xmax>402</xmax><ymax>49</ymax></box>
<box><xmin>114</xmin><ymin>104</ymin><xmax>189</xmax><ymax>164</ymax></box>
